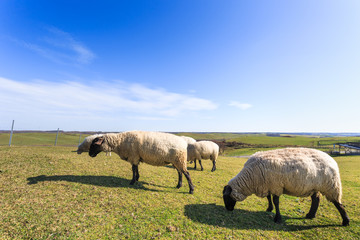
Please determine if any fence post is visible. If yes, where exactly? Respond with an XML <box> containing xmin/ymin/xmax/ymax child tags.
<box><xmin>55</xmin><ymin>128</ymin><xmax>60</xmax><ymax>146</ymax></box>
<box><xmin>9</xmin><ymin>120</ymin><xmax>14</xmax><ymax>146</ymax></box>
<box><xmin>78</xmin><ymin>133</ymin><xmax>82</xmax><ymax>145</ymax></box>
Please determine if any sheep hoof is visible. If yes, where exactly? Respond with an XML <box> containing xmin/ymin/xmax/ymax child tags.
<box><xmin>189</xmin><ymin>189</ymin><xmax>194</xmax><ymax>194</ymax></box>
<box><xmin>266</xmin><ymin>207</ymin><xmax>273</xmax><ymax>212</ymax></box>
<box><xmin>306</xmin><ymin>213</ymin><xmax>316</xmax><ymax>219</ymax></box>
<box><xmin>342</xmin><ymin>219</ymin><xmax>350</xmax><ymax>226</ymax></box>
<box><xmin>129</xmin><ymin>180</ymin><xmax>136</xmax><ymax>185</ymax></box>
<box><xmin>274</xmin><ymin>215</ymin><xmax>282</xmax><ymax>224</ymax></box>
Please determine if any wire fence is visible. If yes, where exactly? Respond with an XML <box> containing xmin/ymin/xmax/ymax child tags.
<box><xmin>0</xmin><ymin>131</ymin><xmax>94</xmax><ymax>147</ymax></box>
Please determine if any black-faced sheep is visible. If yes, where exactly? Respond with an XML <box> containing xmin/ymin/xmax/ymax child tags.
<box><xmin>223</xmin><ymin>148</ymin><xmax>350</xmax><ymax>226</ymax></box>
<box><xmin>88</xmin><ymin>131</ymin><xmax>194</xmax><ymax>194</ymax></box>
<box><xmin>77</xmin><ymin>134</ymin><xmax>111</xmax><ymax>156</ymax></box>
<box><xmin>187</xmin><ymin>141</ymin><xmax>219</xmax><ymax>171</ymax></box>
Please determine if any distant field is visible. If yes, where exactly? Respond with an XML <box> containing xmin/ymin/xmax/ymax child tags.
<box><xmin>182</xmin><ymin>133</ymin><xmax>360</xmax><ymax>147</ymax></box>
<box><xmin>0</xmin><ymin>132</ymin><xmax>91</xmax><ymax>146</ymax></box>
<box><xmin>0</xmin><ymin>146</ymin><xmax>359</xmax><ymax>239</ymax></box>
<box><xmin>180</xmin><ymin>132</ymin><xmax>360</xmax><ymax>156</ymax></box>
<box><xmin>2</xmin><ymin>131</ymin><xmax>360</xmax><ymax>148</ymax></box>
<box><xmin>2</xmin><ymin>132</ymin><xmax>360</xmax><ymax>159</ymax></box>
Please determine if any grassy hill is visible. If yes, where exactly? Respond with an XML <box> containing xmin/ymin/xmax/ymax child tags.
<box><xmin>0</xmin><ymin>144</ymin><xmax>359</xmax><ymax>239</ymax></box>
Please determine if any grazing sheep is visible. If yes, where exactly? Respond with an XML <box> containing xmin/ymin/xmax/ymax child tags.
<box><xmin>89</xmin><ymin>131</ymin><xmax>194</xmax><ymax>194</ymax></box>
<box><xmin>180</xmin><ymin>136</ymin><xmax>196</xmax><ymax>165</ymax></box>
<box><xmin>223</xmin><ymin>148</ymin><xmax>350</xmax><ymax>226</ymax></box>
<box><xmin>180</xmin><ymin>136</ymin><xmax>196</xmax><ymax>144</ymax></box>
<box><xmin>77</xmin><ymin>134</ymin><xmax>111</xmax><ymax>156</ymax></box>
<box><xmin>187</xmin><ymin>141</ymin><xmax>219</xmax><ymax>172</ymax></box>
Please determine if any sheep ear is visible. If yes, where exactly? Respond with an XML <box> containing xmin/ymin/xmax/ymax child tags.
<box><xmin>94</xmin><ymin>137</ymin><xmax>104</xmax><ymax>145</ymax></box>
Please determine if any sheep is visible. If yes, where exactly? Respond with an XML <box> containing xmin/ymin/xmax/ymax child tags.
<box><xmin>223</xmin><ymin>148</ymin><xmax>350</xmax><ymax>226</ymax></box>
<box><xmin>77</xmin><ymin>134</ymin><xmax>111</xmax><ymax>156</ymax></box>
<box><xmin>88</xmin><ymin>131</ymin><xmax>195</xmax><ymax>194</ymax></box>
<box><xmin>187</xmin><ymin>141</ymin><xmax>219</xmax><ymax>172</ymax></box>
<box><xmin>179</xmin><ymin>136</ymin><xmax>197</xmax><ymax>165</ymax></box>
<box><xmin>180</xmin><ymin>136</ymin><xmax>196</xmax><ymax>144</ymax></box>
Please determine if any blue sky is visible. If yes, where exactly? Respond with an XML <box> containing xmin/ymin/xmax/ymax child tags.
<box><xmin>1</xmin><ymin>0</ymin><xmax>360</xmax><ymax>132</ymax></box>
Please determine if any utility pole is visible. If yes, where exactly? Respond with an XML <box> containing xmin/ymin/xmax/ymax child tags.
<box><xmin>78</xmin><ymin>133</ymin><xmax>82</xmax><ymax>145</ymax></box>
<box><xmin>55</xmin><ymin>128</ymin><xmax>60</xmax><ymax>146</ymax></box>
<box><xmin>9</xmin><ymin>120</ymin><xmax>14</xmax><ymax>146</ymax></box>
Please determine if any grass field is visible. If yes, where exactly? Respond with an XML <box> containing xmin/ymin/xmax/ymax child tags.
<box><xmin>0</xmin><ymin>143</ymin><xmax>359</xmax><ymax>239</ymax></box>
<box><xmin>0</xmin><ymin>132</ymin><xmax>89</xmax><ymax>146</ymax></box>
<box><xmin>2</xmin><ymin>132</ymin><xmax>360</xmax><ymax>148</ymax></box>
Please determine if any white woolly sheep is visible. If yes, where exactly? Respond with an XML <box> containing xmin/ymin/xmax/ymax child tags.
<box><xmin>187</xmin><ymin>141</ymin><xmax>219</xmax><ymax>172</ymax></box>
<box><xmin>223</xmin><ymin>148</ymin><xmax>350</xmax><ymax>226</ymax></box>
<box><xmin>88</xmin><ymin>131</ymin><xmax>194</xmax><ymax>194</ymax></box>
<box><xmin>180</xmin><ymin>136</ymin><xmax>196</xmax><ymax>164</ymax></box>
<box><xmin>180</xmin><ymin>136</ymin><xmax>196</xmax><ymax>144</ymax></box>
<box><xmin>77</xmin><ymin>134</ymin><xmax>111</xmax><ymax>156</ymax></box>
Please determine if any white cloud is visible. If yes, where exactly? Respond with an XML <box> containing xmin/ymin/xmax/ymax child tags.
<box><xmin>14</xmin><ymin>27</ymin><xmax>95</xmax><ymax>65</ymax></box>
<box><xmin>0</xmin><ymin>77</ymin><xmax>218</xmax><ymax>120</ymax></box>
<box><xmin>46</xmin><ymin>27</ymin><xmax>95</xmax><ymax>64</ymax></box>
<box><xmin>126</xmin><ymin>116</ymin><xmax>173</xmax><ymax>121</ymax></box>
<box><xmin>229</xmin><ymin>101</ymin><xmax>253</xmax><ymax>110</ymax></box>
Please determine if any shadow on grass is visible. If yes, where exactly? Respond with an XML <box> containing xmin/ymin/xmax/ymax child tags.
<box><xmin>27</xmin><ymin>175</ymin><xmax>170</xmax><ymax>192</ymax></box>
<box><xmin>184</xmin><ymin>203</ymin><xmax>339</xmax><ymax>231</ymax></box>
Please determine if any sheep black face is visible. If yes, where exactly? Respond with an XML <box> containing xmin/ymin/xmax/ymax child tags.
<box><xmin>223</xmin><ymin>185</ymin><xmax>236</xmax><ymax>211</ymax></box>
<box><xmin>89</xmin><ymin>137</ymin><xmax>104</xmax><ymax>157</ymax></box>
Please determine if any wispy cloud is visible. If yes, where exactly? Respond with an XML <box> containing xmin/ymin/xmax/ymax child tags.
<box><xmin>45</xmin><ymin>27</ymin><xmax>95</xmax><ymax>64</ymax></box>
<box><xmin>0</xmin><ymin>77</ymin><xmax>218</xmax><ymax>120</ymax></box>
<box><xmin>229</xmin><ymin>101</ymin><xmax>253</xmax><ymax>110</ymax></box>
<box><xmin>13</xmin><ymin>27</ymin><xmax>95</xmax><ymax>65</ymax></box>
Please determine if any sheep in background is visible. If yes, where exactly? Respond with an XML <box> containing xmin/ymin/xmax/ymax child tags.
<box><xmin>77</xmin><ymin>134</ymin><xmax>111</xmax><ymax>156</ymax></box>
<box><xmin>187</xmin><ymin>141</ymin><xmax>219</xmax><ymax>172</ymax></box>
<box><xmin>89</xmin><ymin>131</ymin><xmax>194</xmax><ymax>194</ymax></box>
<box><xmin>180</xmin><ymin>136</ymin><xmax>196</xmax><ymax>144</ymax></box>
<box><xmin>180</xmin><ymin>135</ymin><xmax>197</xmax><ymax>165</ymax></box>
<box><xmin>223</xmin><ymin>148</ymin><xmax>350</xmax><ymax>226</ymax></box>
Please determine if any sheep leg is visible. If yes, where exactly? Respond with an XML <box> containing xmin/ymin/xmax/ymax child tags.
<box><xmin>306</xmin><ymin>192</ymin><xmax>320</xmax><ymax>219</ymax></box>
<box><xmin>135</xmin><ymin>165</ymin><xmax>140</xmax><ymax>181</ymax></box>
<box><xmin>182</xmin><ymin>170</ymin><xmax>194</xmax><ymax>194</ymax></box>
<box><xmin>198</xmin><ymin>159</ymin><xmax>204</xmax><ymax>171</ymax></box>
<box><xmin>332</xmin><ymin>201</ymin><xmax>350</xmax><ymax>226</ymax></box>
<box><xmin>176</xmin><ymin>170</ymin><xmax>182</xmax><ymax>189</ymax></box>
<box><xmin>266</xmin><ymin>194</ymin><xmax>273</xmax><ymax>212</ymax></box>
<box><xmin>273</xmin><ymin>195</ymin><xmax>282</xmax><ymax>224</ymax></box>
<box><xmin>194</xmin><ymin>160</ymin><xmax>197</xmax><ymax>169</ymax></box>
<box><xmin>130</xmin><ymin>164</ymin><xmax>139</xmax><ymax>185</ymax></box>
<box><xmin>211</xmin><ymin>159</ymin><xmax>216</xmax><ymax>172</ymax></box>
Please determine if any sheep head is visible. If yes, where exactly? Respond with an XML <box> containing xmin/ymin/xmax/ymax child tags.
<box><xmin>77</xmin><ymin>147</ymin><xmax>85</xmax><ymax>155</ymax></box>
<box><xmin>77</xmin><ymin>143</ymin><xmax>89</xmax><ymax>154</ymax></box>
<box><xmin>89</xmin><ymin>137</ymin><xmax>104</xmax><ymax>157</ymax></box>
<box><xmin>223</xmin><ymin>185</ymin><xmax>237</xmax><ymax>211</ymax></box>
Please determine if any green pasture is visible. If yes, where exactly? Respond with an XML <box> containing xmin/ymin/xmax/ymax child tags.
<box><xmin>179</xmin><ymin>132</ymin><xmax>360</xmax><ymax>148</ymax></box>
<box><xmin>0</xmin><ymin>144</ymin><xmax>359</xmax><ymax>239</ymax></box>
<box><xmin>180</xmin><ymin>132</ymin><xmax>360</xmax><ymax>156</ymax></box>
<box><xmin>0</xmin><ymin>132</ymin><xmax>91</xmax><ymax>146</ymax></box>
<box><xmin>2</xmin><ymin>132</ymin><xmax>360</xmax><ymax>149</ymax></box>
